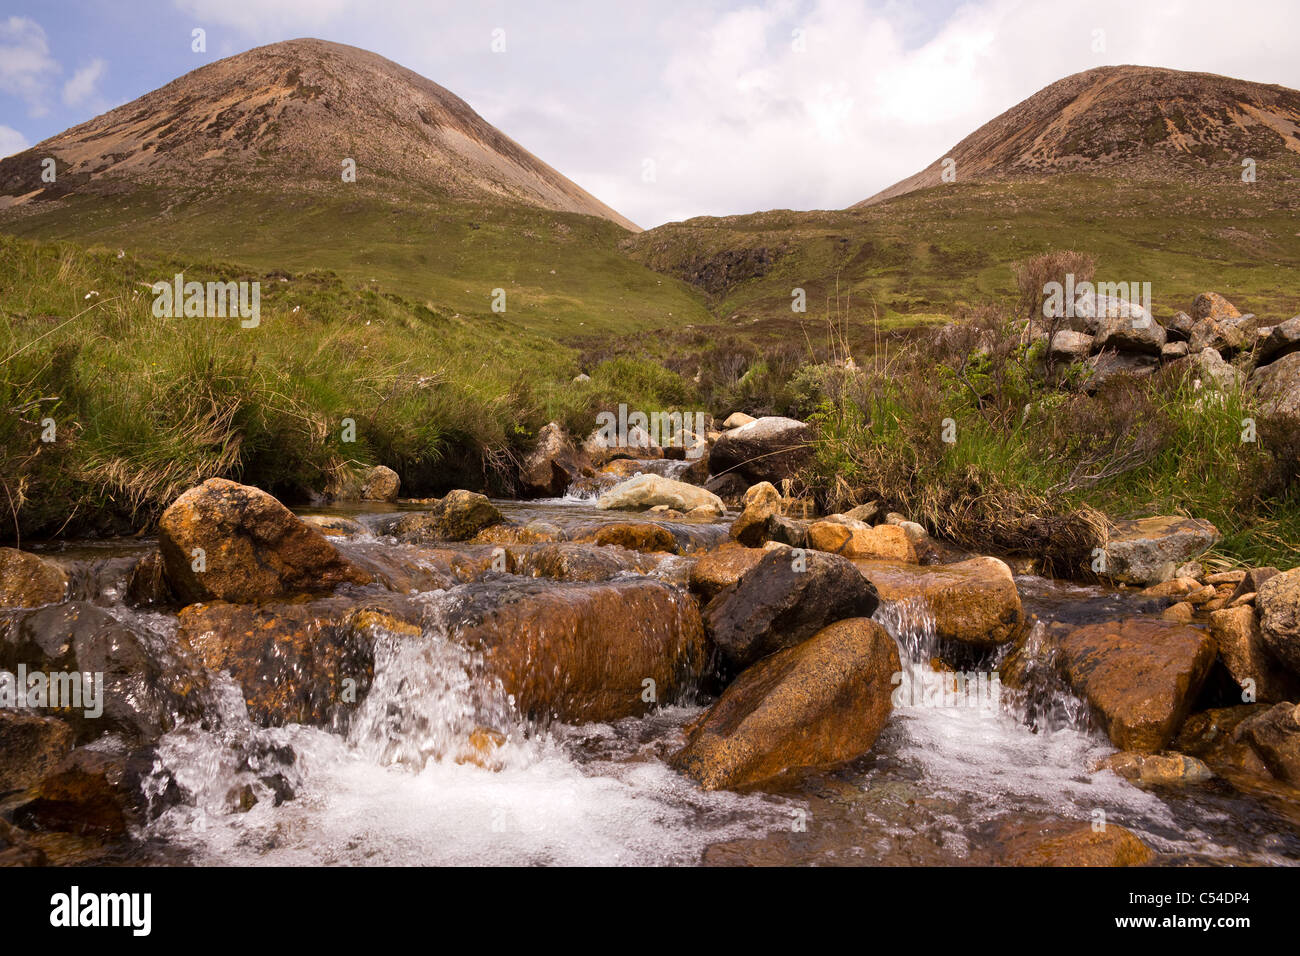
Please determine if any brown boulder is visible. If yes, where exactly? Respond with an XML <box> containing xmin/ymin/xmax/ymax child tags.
<box><xmin>730</xmin><ymin>481</ymin><xmax>782</xmax><ymax>547</ymax></box>
<box><xmin>1208</xmin><ymin>605</ymin><xmax>1300</xmax><ymax>703</ymax></box>
<box><xmin>1234</xmin><ymin>701</ymin><xmax>1300</xmax><ymax>786</ymax></box>
<box><xmin>671</xmin><ymin>618</ymin><xmax>898</xmax><ymax>790</ymax></box>
<box><xmin>1257</xmin><ymin>568</ymin><xmax>1300</xmax><ymax>675</ymax></box>
<box><xmin>856</xmin><ymin>556</ymin><xmax>1024</xmax><ymax>647</ymax></box>
<box><xmin>159</xmin><ymin>478</ymin><xmax>369</xmax><ymax>603</ymax></box>
<box><xmin>0</xmin><ymin>548</ymin><xmax>68</xmax><ymax>608</ymax></box>
<box><xmin>809</xmin><ymin>521</ymin><xmax>917</xmax><ymax>562</ymax></box>
<box><xmin>520</xmin><ymin>422</ymin><xmax>591</xmax><ymax>497</ymax></box>
<box><xmin>387</xmin><ymin>490</ymin><xmax>504</xmax><ymax>542</ymax></box>
<box><xmin>359</xmin><ymin>465</ymin><xmax>400</xmax><ymax>502</ymax></box>
<box><xmin>1191</xmin><ymin>292</ymin><xmax>1241</xmax><ymax>323</ymax></box>
<box><xmin>999</xmin><ymin>820</ymin><xmax>1153</xmax><ymax>867</ymax></box>
<box><xmin>709</xmin><ymin>416</ymin><xmax>812</xmax><ymax>485</ymax></box>
<box><xmin>688</xmin><ymin>545</ymin><xmax>768</xmax><ymax>600</ymax></box>
<box><xmin>1055</xmin><ymin>618</ymin><xmax>1216</xmax><ymax>751</ymax></box>
<box><xmin>0</xmin><ymin>711</ymin><xmax>74</xmax><ymax>791</ymax></box>
<box><xmin>176</xmin><ymin>597</ymin><xmax>420</xmax><ymax>728</ymax></box>
<box><xmin>576</xmin><ymin>522</ymin><xmax>678</xmax><ymax>554</ymax></box>
<box><xmin>449</xmin><ymin>579</ymin><xmax>706</xmax><ymax>723</ymax></box>
<box><xmin>704</xmin><ymin>548</ymin><xmax>879</xmax><ymax>669</ymax></box>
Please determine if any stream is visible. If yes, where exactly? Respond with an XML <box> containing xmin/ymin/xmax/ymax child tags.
<box><xmin>18</xmin><ymin>493</ymin><xmax>1300</xmax><ymax>867</ymax></box>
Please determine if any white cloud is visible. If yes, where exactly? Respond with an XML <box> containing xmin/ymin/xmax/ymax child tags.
<box><xmin>165</xmin><ymin>0</ymin><xmax>1300</xmax><ymax>226</ymax></box>
<box><xmin>0</xmin><ymin>124</ymin><xmax>29</xmax><ymax>158</ymax></box>
<box><xmin>62</xmin><ymin>57</ymin><xmax>107</xmax><ymax>109</ymax></box>
<box><xmin>0</xmin><ymin>16</ymin><xmax>59</xmax><ymax>116</ymax></box>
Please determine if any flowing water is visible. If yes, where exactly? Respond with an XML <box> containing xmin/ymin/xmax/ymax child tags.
<box><xmin>20</xmin><ymin>493</ymin><xmax>1300</xmax><ymax>866</ymax></box>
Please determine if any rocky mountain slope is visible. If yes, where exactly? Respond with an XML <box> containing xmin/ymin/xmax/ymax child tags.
<box><xmin>857</xmin><ymin>65</ymin><xmax>1300</xmax><ymax>206</ymax></box>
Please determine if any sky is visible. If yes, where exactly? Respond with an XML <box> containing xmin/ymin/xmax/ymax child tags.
<box><xmin>1</xmin><ymin>0</ymin><xmax>1298</xmax><ymax>228</ymax></box>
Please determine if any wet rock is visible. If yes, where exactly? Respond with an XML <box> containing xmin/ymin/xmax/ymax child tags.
<box><xmin>0</xmin><ymin>602</ymin><xmax>210</xmax><ymax>743</ymax></box>
<box><xmin>0</xmin><ymin>548</ymin><xmax>68</xmax><ymax>608</ymax></box>
<box><xmin>1054</xmin><ymin>618</ymin><xmax>1216</xmax><ymax>751</ymax></box>
<box><xmin>448</xmin><ymin>579</ymin><xmax>706</xmax><ymax>723</ymax></box>
<box><xmin>1162</xmin><ymin>601</ymin><xmax>1195</xmax><ymax>623</ymax></box>
<box><xmin>520</xmin><ymin>422</ymin><xmax>591</xmax><ymax>497</ymax></box>
<box><xmin>360</xmin><ymin>465</ymin><xmax>400</xmax><ymax>502</ymax></box>
<box><xmin>998</xmin><ymin>820</ymin><xmax>1153</xmax><ymax>867</ymax></box>
<box><xmin>1100</xmin><ymin>516</ymin><xmax>1220</xmax><ymax>586</ymax></box>
<box><xmin>12</xmin><ymin>759</ymin><xmax>127</xmax><ymax>839</ymax></box>
<box><xmin>582</xmin><ymin>424</ymin><xmax>662</xmax><ymax>467</ymax></box>
<box><xmin>808</xmin><ymin>520</ymin><xmax>917</xmax><ymax>562</ymax></box>
<box><xmin>672</xmin><ymin>618</ymin><xmax>897</xmax><ymax>790</ymax></box>
<box><xmin>0</xmin><ymin>711</ymin><xmax>74</xmax><ymax>791</ymax></box>
<box><xmin>1173</xmin><ymin>704</ymin><xmax>1270</xmax><ymax>771</ymax></box>
<box><xmin>175</xmin><ymin>597</ymin><xmax>420</xmax><ymax>728</ymax></box>
<box><xmin>507</xmin><ymin>542</ymin><xmax>658</xmax><ymax>583</ymax></box>
<box><xmin>1234</xmin><ymin>701</ymin><xmax>1300</xmax><ymax>785</ymax></box>
<box><xmin>688</xmin><ymin>545</ymin><xmax>768</xmax><ymax>600</ymax></box>
<box><xmin>300</xmin><ymin>514</ymin><xmax>369</xmax><ymax>537</ymax></box>
<box><xmin>596</xmin><ymin>473</ymin><xmax>724</xmax><ymax>515</ymax></box>
<box><xmin>704</xmin><ymin>473</ymin><xmax>749</xmax><ymax>508</ymax></box>
<box><xmin>1251</xmin><ymin>351</ymin><xmax>1300</xmax><ymax>421</ymax></box>
<box><xmin>1099</xmin><ymin>751</ymin><xmax>1213</xmax><ymax>786</ymax></box>
<box><xmin>1257</xmin><ymin>568</ymin><xmax>1300</xmax><ymax>676</ymax></box>
<box><xmin>730</xmin><ymin>481</ymin><xmax>781</xmax><ymax>546</ymax></box>
<box><xmin>709</xmin><ymin>416</ymin><xmax>812</xmax><ymax>485</ymax></box>
<box><xmin>387</xmin><ymin>490</ymin><xmax>504</xmax><ymax>542</ymax></box>
<box><xmin>0</xmin><ymin>818</ymin><xmax>46</xmax><ymax>866</ymax></box>
<box><xmin>1209</xmin><ymin>605</ymin><xmax>1300</xmax><ymax>703</ymax></box>
<box><xmin>159</xmin><ymin>478</ymin><xmax>369</xmax><ymax>603</ymax></box>
<box><xmin>856</xmin><ymin>556</ymin><xmax>1024</xmax><ymax>647</ymax></box>
<box><xmin>124</xmin><ymin>551</ymin><xmax>172</xmax><ymax>607</ymax></box>
<box><xmin>575</xmin><ymin>522</ymin><xmax>678</xmax><ymax>554</ymax></box>
<box><xmin>472</xmin><ymin>519</ymin><xmax>565</xmax><ymax>546</ymax></box>
<box><xmin>704</xmin><ymin>548</ymin><xmax>878</xmax><ymax>670</ymax></box>
<box><xmin>763</xmin><ymin>515</ymin><xmax>810</xmax><ymax>548</ymax></box>
<box><xmin>1257</xmin><ymin>315</ymin><xmax>1300</xmax><ymax>366</ymax></box>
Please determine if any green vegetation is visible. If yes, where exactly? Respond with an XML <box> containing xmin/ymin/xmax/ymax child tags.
<box><xmin>0</xmin><ymin>236</ymin><xmax>698</xmax><ymax>540</ymax></box>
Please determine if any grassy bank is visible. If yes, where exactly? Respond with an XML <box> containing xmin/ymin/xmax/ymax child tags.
<box><xmin>0</xmin><ymin>236</ymin><xmax>698</xmax><ymax>541</ymax></box>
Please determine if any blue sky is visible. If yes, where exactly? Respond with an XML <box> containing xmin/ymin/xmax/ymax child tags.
<box><xmin>3</xmin><ymin>0</ymin><xmax>1298</xmax><ymax>227</ymax></box>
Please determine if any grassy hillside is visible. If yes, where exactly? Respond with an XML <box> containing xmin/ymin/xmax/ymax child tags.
<box><xmin>0</xmin><ymin>187</ymin><xmax>708</xmax><ymax>338</ymax></box>
<box><xmin>626</xmin><ymin>175</ymin><xmax>1300</xmax><ymax>341</ymax></box>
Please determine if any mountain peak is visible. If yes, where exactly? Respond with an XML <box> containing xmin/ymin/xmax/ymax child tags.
<box><xmin>856</xmin><ymin>64</ymin><xmax>1300</xmax><ymax>206</ymax></box>
<box><xmin>0</xmin><ymin>38</ymin><xmax>639</xmax><ymax>230</ymax></box>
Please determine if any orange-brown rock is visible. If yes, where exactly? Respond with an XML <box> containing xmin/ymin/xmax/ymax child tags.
<box><xmin>998</xmin><ymin>820</ymin><xmax>1153</xmax><ymax>866</ymax></box>
<box><xmin>1055</xmin><ymin>618</ymin><xmax>1216</xmax><ymax>751</ymax></box>
<box><xmin>575</xmin><ymin>522</ymin><xmax>678</xmax><ymax>554</ymax></box>
<box><xmin>1098</xmin><ymin>751</ymin><xmax>1212</xmax><ymax>786</ymax></box>
<box><xmin>1208</xmin><ymin>605</ymin><xmax>1300</xmax><ymax>703</ymax></box>
<box><xmin>809</xmin><ymin>521</ymin><xmax>917</xmax><ymax>562</ymax></box>
<box><xmin>688</xmin><ymin>545</ymin><xmax>768</xmax><ymax>599</ymax></box>
<box><xmin>386</xmin><ymin>490</ymin><xmax>504</xmax><ymax>542</ymax></box>
<box><xmin>449</xmin><ymin>579</ymin><xmax>706</xmax><ymax>723</ymax></box>
<box><xmin>0</xmin><ymin>712</ymin><xmax>74</xmax><ymax>791</ymax></box>
<box><xmin>671</xmin><ymin>618</ymin><xmax>898</xmax><ymax>790</ymax></box>
<box><xmin>176</xmin><ymin>597</ymin><xmax>422</xmax><ymax>727</ymax></box>
<box><xmin>856</xmin><ymin>556</ymin><xmax>1023</xmax><ymax>647</ymax></box>
<box><xmin>0</xmin><ymin>548</ymin><xmax>68</xmax><ymax>608</ymax></box>
<box><xmin>158</xmin><ymin>478</ymin><xmax>369</xmax><ymax>603</ymax></box>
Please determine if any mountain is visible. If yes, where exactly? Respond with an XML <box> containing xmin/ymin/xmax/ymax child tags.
<box><xmin>625</xmin><ymin>66</ymin><xmax>1300</xmax><ymax>337</ymax></box>
<box><xmin>856</xmin><ymin>65</ymin><xmax>1300</xmax><ymax>206</ymax></box>
<box><xmin>0</xmin><ymin>38</ymin><xmax>637</xmax><ymax>230</ymax></box>
<box><xmin>0</xmin><ymin>39</ymin><xmax>704</xmax><ymax>336</ymax></box>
